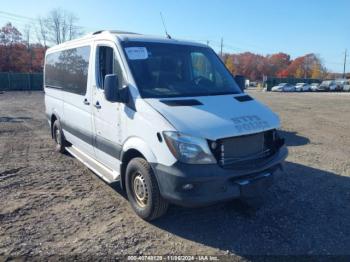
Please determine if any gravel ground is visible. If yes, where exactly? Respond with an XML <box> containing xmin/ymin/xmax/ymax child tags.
<box><xmin>0</xmin><ymin>90</ymin><xmax>350</xmax><ymax>260</ymax></box>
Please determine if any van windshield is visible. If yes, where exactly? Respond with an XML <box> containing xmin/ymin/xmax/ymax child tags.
<box><xmin>122</xmin><ymin>41</ymin><xmax>241</xmax><ymax>98</ymax></box>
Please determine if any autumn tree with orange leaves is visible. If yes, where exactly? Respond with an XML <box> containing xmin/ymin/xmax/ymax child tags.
<box><xmin>267</xmin><ymin>53</ymin><xmax>291</xmax><ymax>76</ymax></box>
<box><xmin>224</xmin><ymin>51</ymin><xmax>327</xmax><ymax>80</ymax></box>
<box><xmin>0</xmin><ymin>23</ymin><xmax>46</xmax><ymax>72</ymax></box>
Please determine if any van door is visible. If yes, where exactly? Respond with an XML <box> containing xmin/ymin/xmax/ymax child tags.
<box><xmin>61</xmin><ymin>45</ymin><xmax>95</xmax><ymax>157</ymax></box>
<box><xmin>91</xmin><ymin>41</ymin><xmax>124</xmax><ymax>176</ymax></box>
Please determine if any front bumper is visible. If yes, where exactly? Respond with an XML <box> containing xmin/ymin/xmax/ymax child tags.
<box><xmin>152</xmin><ymin>146</ymin><xmax>288</xmax><ymax>207</ymax></box>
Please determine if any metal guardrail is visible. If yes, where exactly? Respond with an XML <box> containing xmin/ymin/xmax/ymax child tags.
<box><xmin>0</xmin><ymin>72</ymin><xmax>43</xmax><ymax>91</ymax></box>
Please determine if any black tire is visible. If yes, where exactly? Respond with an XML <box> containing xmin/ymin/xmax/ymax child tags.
<box><xmin>125</xmin><ymin>157</ymin><xmax>168</xmax><ymax>221</ymax></box>
<box><xmin>52</xmin><ymin>119</ymin><xmax>66</xmax><ymax>153</ymax></box>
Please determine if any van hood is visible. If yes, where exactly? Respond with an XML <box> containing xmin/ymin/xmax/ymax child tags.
<box><xmin>145</xmin><ymin>94</ymin><xmax>280</xmax><ymax>141</ymax></box>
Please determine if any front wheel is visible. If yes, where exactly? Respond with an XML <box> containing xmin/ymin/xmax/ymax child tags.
<box><xmin>125</xmin><ymin>158</ymin><xmax>168</xmax><ymax>221</ymax></box>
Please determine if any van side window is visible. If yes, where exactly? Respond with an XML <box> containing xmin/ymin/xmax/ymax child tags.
<box><xmin>45</xmin><ymin>46</ymin><xmax>91</xmax><ymax>95</ymax></box>
<box><xmin>96</xmin><ymin>46</ymin><xmax>123</xmax><ymax>89</ymax></box>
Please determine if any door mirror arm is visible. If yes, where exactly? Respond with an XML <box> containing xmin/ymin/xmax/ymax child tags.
<box><xmin>119</xmin><ymin>85</ymin><xmax>130</xmax><ymax>104</ymax></box>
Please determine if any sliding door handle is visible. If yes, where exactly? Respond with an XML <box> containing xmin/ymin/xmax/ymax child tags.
<box><xmin>94</xmin><ymin>101</ymin><xmax>101</xmax><ymax>109</ymax></box>
<box><xmin>83</xmin><ymin>98</ymin><xmax>90</xmax><ymax>105</ymax></box>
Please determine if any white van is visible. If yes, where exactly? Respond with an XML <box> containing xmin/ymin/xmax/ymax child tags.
<box><xmin>44</xmin><ymin>30</ymin><xmax>287</xmax><ymax>220</ymax></box>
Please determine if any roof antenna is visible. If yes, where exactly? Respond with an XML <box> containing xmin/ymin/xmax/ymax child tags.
<box><xmin>160</xmin><ymin>12</ymin><xmax>171</xmax><ymax>39</ymax></box>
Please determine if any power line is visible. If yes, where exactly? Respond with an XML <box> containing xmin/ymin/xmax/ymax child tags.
<box><xmin>0</xmin><ymin>11</ymin><xmax>35</xmax><ymax>21</ymax></box>
<box><xmin>0</xmin><ymin>11</ymin><xmax>40</xmax><ymax>29</ymax></box>
<box><xmin>0</xmin><ymin>17</ymin><xmax>34</xmax><ymax>33</ymax></box>
<box><xmin>0</xmin><ymin>10</ymin><xmax>98</xmax><ymax>31</ymax></box>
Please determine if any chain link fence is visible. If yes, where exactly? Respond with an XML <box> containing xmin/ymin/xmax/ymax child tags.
<box><xmin>0</xmin><ymin>72</ymin><xmax>43</xmax><ymax>91</ymax></box>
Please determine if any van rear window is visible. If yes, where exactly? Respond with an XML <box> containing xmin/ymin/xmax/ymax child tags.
<box><xmin>45</xmin><ymin>46</ymin><xmax>91</xmax><ymax>95</ymax></box>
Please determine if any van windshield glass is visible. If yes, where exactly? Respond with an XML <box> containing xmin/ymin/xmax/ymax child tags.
<box><xmin>122</xmin><ymin>42</ymin><xmax>241</xmax><ymax>98</ymax></box>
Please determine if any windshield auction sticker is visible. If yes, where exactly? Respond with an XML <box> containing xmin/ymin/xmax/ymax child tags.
<box><xmin>125</xmin><ymin>47</ymin><xmax>148</xmax><ymax>60</ymax></box>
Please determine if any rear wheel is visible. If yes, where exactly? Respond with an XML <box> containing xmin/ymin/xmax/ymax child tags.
<box><xmin>125</xmin><ymin>158</ymin><xmax>168</xmax><ymax>221</ymax></box>
<box><xmin>52</xmin><ymin>119</ymin><xmax>66</xmax><ymax>153</ymax></box>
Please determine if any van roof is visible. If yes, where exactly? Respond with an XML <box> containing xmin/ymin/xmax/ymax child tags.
<box><xmin>99</xmin><ymin>30</ymin><xmax>208</xmax><ymax>47</ymax></box>
<box><xmin>46</xmin><ymin>30</ymin><xmax>207</xmax><ymax>53</ymax></box>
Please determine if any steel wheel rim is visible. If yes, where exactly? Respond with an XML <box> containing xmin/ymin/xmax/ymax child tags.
<box><xmin>132</xmin><ymin>172</ymin><xmax>148</xmax><ymax>207</ymax></box>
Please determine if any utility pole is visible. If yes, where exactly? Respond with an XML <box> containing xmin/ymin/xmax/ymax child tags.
<box><xmin>220</xmin><ymin>37</ymin><xmax>223</xmax><ymax>57</ymax></box>
<box><xmin>343</xmin><ymin>49</ymin><xmax>347</xmax><ymax>79</ymax></box>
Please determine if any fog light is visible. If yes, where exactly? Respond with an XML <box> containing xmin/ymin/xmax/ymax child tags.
<box><xmin>182</xmin><ymin>183</ymin><xmax>194</xmax><ymax>190</ymax></box>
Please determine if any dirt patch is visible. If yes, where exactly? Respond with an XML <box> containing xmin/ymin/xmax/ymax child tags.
<box><xmin>0</xmin><ymin>91</ymin><xmax>350</xmax><ymax>260</ymax></box>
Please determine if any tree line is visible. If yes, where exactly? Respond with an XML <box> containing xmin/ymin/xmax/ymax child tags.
<box><xmin>222</xmin><ymin>52</ymin><xmax>331</xmax><ymax>81</ymax></box>
<box><xmin>0</xmin><ymin>23</ymin><xmax>44</xmax><ymax>72</ymax></box>
<box><xmin>0</xmin><ymin>8</ymin><xmax>82</xmax><ymax>73</ymax></box>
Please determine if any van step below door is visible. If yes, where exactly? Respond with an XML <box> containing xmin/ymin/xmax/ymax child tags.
<box><xmin>66</xmin><ymin>145</ymin><xmax>120</xmax><ymax>183</ymax></box>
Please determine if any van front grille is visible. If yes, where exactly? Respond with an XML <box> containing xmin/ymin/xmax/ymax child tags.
<box><xmin>211</xmin><ymin>130</ymin><xmax>281</xmax><ymax>169</ymax></box>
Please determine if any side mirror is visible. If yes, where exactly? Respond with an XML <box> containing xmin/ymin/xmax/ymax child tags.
<box><xmin>234</xmin><ymin>75</ymin><xmax>246</xmax><ymax>92</ymax></box>
<box><xmin>104</xmin><ymin>74</ymin><xmax>120</xmax><ymax>102</ymax></box>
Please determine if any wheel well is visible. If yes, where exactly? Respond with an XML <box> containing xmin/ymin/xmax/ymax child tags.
<box><xmin>50</xmin><ymin>114</ymin><xmax>57</xmax><ymax>138</ymax></box>
<box><xmin>120</xmin><ymin>149</ymin><xmax>144</xmax><ymax>190</ymax></box>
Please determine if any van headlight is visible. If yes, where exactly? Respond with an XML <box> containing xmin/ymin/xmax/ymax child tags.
<box><xmin>163</xmin><ymin>131</ymin><xmax>216</xmax><ymax>164</ymax></box>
